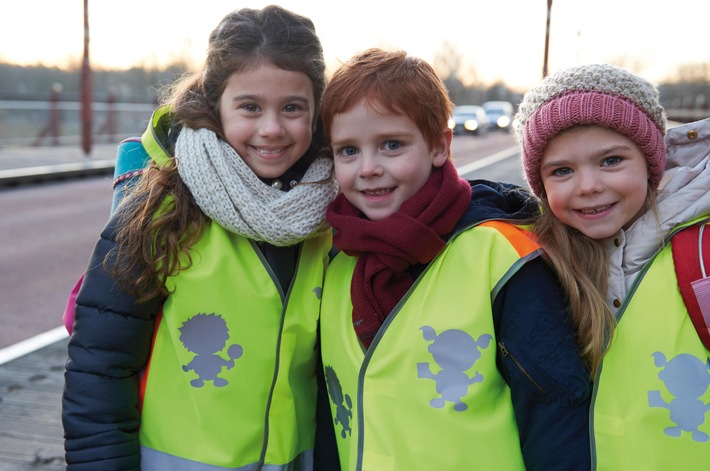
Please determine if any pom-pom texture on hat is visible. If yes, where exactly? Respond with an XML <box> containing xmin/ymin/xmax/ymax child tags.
<box><xmin>513</xmin><ymin>64</ymin><xmax>667</xmax><ymax>197</ymax></box>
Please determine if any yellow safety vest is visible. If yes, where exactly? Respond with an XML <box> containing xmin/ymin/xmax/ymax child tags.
<box><xmin>321</xmin><ymin>221</ymin><xmax>540</xmax><ymax>471</ymax></box>
<box><xmin>139</xmin><ymin>222</ymin><xmax>330</xmax><ymax>469</ymax></box>
<box><xmin>592</xmin><ymin>220</ymin><xmax>710</xmax><ymax>470</ymax></box>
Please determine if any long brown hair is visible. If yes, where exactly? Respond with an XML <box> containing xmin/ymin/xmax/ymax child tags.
<box><xmin>107</xmin><ymin>5</ymin><xmax>327</xmax><ymax>302</ymax></box>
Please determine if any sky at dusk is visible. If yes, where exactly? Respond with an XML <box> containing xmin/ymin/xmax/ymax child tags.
<box><xmin>2</xmin><ymin>0</ymin><xmax>709</xmax><ymax>91</ymax></box>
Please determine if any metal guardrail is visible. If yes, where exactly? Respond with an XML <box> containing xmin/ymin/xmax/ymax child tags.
<box><xmin>0</xmin><ymin>101</ymin><xmax>706</xmax><ymax>150</ymax></box>
<box><xmin>0</xmin><ymin>100</ymin><xmax>154</xmax><ymax>112</ymax></box>
<box><xmin>665</xmin><ymin>108</ymin><xmax>710</xmax><ymax>123</ymax></box>
<box><xmin>0</xmin><ymin>100</ymin><xmax>156</xmax><ymax>147</ymax></box>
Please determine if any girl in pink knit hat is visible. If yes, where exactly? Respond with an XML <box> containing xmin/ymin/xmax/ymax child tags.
<box><xmin>515</xmin><ymin>63</ymin><xmax>710</xmax><ymax>470</ymax></box>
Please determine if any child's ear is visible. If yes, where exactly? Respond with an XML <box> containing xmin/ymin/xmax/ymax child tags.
<box><xmin>432</xmin><ymin>127</ymin><xmax>452</xmax><ymax>168</ymax></box>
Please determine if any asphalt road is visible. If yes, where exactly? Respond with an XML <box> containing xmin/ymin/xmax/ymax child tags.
<box><xmin>0</xmin><ymin>176</ymin><xmax>114</xmax><ymax>349</ymax></box>
<box><xmin>0</xmin><ymin>131</ymin><xmax>521</xmax><ymax>350</ymax></box>
<box><xmin>452</xmin><ymin>132</ymin><xmax>524</xmax><ymax>185</ymax></box>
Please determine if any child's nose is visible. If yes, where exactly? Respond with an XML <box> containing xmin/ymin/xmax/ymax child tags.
<box><xmin>576</xmin><ymin>170</ymin><xmax>603</xmax><ymax>194</ymax></box>
<box><xmin>358</xmin><ymin>153</ymin><xmax>383</xmax><ymax>177</ymax></box>
<box><xmin>259</xmin><ymin>113</ymin><xmax>285</xmax><ymax>137</ymax></box>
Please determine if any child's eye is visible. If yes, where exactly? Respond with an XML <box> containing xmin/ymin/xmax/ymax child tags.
<box><xmin>335</xmin><ymin>146</ymin><xmax>358</xmax><ymax>157</ymax></box>
<box><xmin>241</xmin><ymin>103</ymin><xmax>260</xmax><ymax>112</ymax></box>
<box><xmin>383</xmin><ymin>140</ymin><xmax>401</xmax><ymax>151</ymax></box>
<box><xmin>602</xmin><ymin>156</ymin><xmax>622</xmax><ymax>167</ymax></box>
<box><xmin>284</xmin><ymin>103</ymin><xmax>303</xmax><ymax>113</ymax></box>
<box><xmin>551</xmin><ymin>167</ymin><xmax>572</xmax><ymax>177</ymax></box>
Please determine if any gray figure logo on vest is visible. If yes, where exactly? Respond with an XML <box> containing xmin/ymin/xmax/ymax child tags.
<box><xmin>648</xmin><ymin>352</ymin><xmax>710</xmax><ymax>442</ymax></box>
<box><xmin>416</xmin><ymin>325</ymin><xmax>493</xmax><ymax>412</ymax></box>
<box><xmin>325</xmin><ymin>365</ymin><xmax>353</xmax><ymax>438</ymax></box>
<box><xmin>179</xmin><ymin>313</ymin><xmax>244</xmax><ymax>388</ymax></box>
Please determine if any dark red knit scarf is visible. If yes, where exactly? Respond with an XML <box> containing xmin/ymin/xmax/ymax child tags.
<box><xmin>326</xmin><ymin>160</ymin><xmax>472</xmax><ymax>349</ymax></box>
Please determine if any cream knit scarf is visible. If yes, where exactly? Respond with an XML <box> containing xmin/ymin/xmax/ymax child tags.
<box><xmin>176</xmin><ymin>127</ymin><xmax>338</xmax><ymax>246</ymax></box>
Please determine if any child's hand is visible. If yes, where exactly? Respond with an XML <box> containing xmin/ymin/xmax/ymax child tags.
<box><xmin>417</xmin><ymin>362</ymin><xmax>434</xmax><ymax>379</ymax></box>
<box><xmin>648</xmin><ymin>390</ymin><xmax>666</xmax><ymax>407</ymax></box>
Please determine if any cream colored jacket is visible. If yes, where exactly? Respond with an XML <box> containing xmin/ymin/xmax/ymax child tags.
<box><xmin>604</xmin><ymin>117</ymin><xmax>710</xmax><ymax>311</ymax></box>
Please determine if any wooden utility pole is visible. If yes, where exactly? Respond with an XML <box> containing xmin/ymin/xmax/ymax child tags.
<box><xmin>543</xmin><ymin>0</ymin><xmax>553</xmax><ymax>78</ymax></box>
<box><xmin>81</xmin><ymin>0</ymin><xmax>92</xmax><ymax>155</ymax></box>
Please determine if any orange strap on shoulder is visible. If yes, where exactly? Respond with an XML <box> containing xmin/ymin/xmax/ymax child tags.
<box><xmin>479</xmin><ymin>220</ymin><xmax>540</xmax><ymax>258</ymax></box>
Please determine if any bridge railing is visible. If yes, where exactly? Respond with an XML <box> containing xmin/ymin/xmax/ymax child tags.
<box><xmin>665</xmin><ymin>108</ymin><xmax>710</xmax><ymax>123</ymax></box>
<box><xmin>0</xmin><ymin>98</ymin><xmax>156</xmax><ymax>147</ymax></box>
<box><xmin>1</xmin><ymin>100</ymin><xmax>707</xmax><ymax>150</ymax></box>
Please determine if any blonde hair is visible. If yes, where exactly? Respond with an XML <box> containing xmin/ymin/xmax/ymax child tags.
<box><xmin>533</xmin><ymin>201</ymin><xmax>613</xmax><ymax>377</ymax></box>
<box><xmin>533</xmin><ymin>188</ymin><xmax>659</xmax><ymax>377</ymax></box>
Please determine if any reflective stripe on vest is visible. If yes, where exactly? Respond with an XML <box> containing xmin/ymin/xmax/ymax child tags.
<box><xmin>139</xmin><ymin>222</ymin><xmax>330</xmax><ymax>469</ymax></box>
<box><xmin>592</xmin><ymin>234</ymin><xmax>710</xmax><ymax>470</ymax></box>
<box><xmin>141</xmin><ymin>447</ymin><xmax>313</xmax><ymax>470</ymax></box>
<box><xmin>321</xmin><ymin>221</ymin><xmax>539</xmax><ymax>470</ymax></box>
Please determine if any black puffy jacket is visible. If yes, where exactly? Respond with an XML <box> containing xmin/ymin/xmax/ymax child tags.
<box><xmin>462</xmin><ymin>180</ymin><xmax>592</xmax><ymax>471</ymax></box>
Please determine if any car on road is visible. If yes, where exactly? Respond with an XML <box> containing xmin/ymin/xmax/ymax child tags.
<box><xmin>483</xmin><ymin>101</ymin><xmax>514</xmax><ymax>132</ymax></box>
<box><xmin>448</xmin><ymin>105</ymin><xmax>490</xmax><ymax>136</ymax></box>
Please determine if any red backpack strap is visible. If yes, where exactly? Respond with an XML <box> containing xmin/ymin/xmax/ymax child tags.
<box><xmin>671</xmin><ymin>222</ymin><xmax>710</xmax><ymax>350</ymax></box>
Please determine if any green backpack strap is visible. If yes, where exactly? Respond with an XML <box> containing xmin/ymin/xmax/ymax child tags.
<box><xmin>671</xmin><ymin>220</ymin><xmax>710</xmax><ymax>350</ymax></box>
<box><xmin>111</xmin><ymin>106</ymin><xmax>175</xmax><ymax>212</ymax></box>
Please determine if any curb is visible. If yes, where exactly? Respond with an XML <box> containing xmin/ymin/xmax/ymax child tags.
<box><xmin>0</xmin><ymin>159</ymin><xmax>115</xmax><ymax>187</ymax></box>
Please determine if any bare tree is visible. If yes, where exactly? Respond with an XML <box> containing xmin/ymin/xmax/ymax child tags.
<box><xmin>433</xmin><ymin>42</ymin><xmax>484</xmax><ymax>105</ymax></box>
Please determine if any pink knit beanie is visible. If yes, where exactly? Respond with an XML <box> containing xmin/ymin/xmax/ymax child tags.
<box><xmin>513</xmin><ymin>64</ymin><xmax>666</xmax><ymax>197</ymax></box>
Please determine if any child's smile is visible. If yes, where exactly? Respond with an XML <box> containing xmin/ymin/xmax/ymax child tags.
<box><xmin>219</xmin><ymin>62</ymin><xmax>315</xmax><ymax>179</ymax></box>
<box><xmin>540</xmin><ymin>125</ymin><xmax>650</xmax><ymax>240</ymax></box>
<box><xmin>330</xmin><ymin>99</ymin><xmax>448</xmax><ymax>221</ymax></box>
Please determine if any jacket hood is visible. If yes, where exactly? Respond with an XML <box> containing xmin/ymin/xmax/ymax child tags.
<box><xmin>142</xmin><ymin>106</ymin><xmax>177</xmax><ymax>166</ymax></box>
<box><xmin>625</xmin><ymin>118</ymin><xmax>710</xmax><ymax>267</ymax></box>
<box><xmin>455</xmin><ymin>179</ymin><xmax>539</xmax><ymax>231</ymax></box>
<box><xmin>655</xmin><ymin>118</ymin><xmax>710</xmax><ymax>230</ymax></box>
<box><xmin>606</xmin><ymin>117</ymin><xmax>710</xmax><ymax>304</ymax></box>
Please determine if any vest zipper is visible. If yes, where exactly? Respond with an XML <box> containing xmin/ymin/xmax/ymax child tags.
<box><xmin>498</xmin><ymin>341</ymin><xmax>546</xmax><ymax>394</ymax></box>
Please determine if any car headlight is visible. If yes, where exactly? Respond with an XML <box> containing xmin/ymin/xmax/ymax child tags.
<box><xmin>464</xmin><ymin>119</ymin><xmax>478</xmax><ymax>131</ymax></box>
<box><xmin>497</xmin><ymin>116</ymin><xmax>511</xmax><ymax>128</ymax></box>
<box><xmin>447</xmin><ymin>118</ymin><xmax>455</xmax><ymax>130</ymax></box>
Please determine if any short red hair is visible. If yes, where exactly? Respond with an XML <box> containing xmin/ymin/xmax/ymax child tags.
<box><xmin>321</xmin><ymin>48</ymin><xmax>453</xmax><ymax>153</ymax></box>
